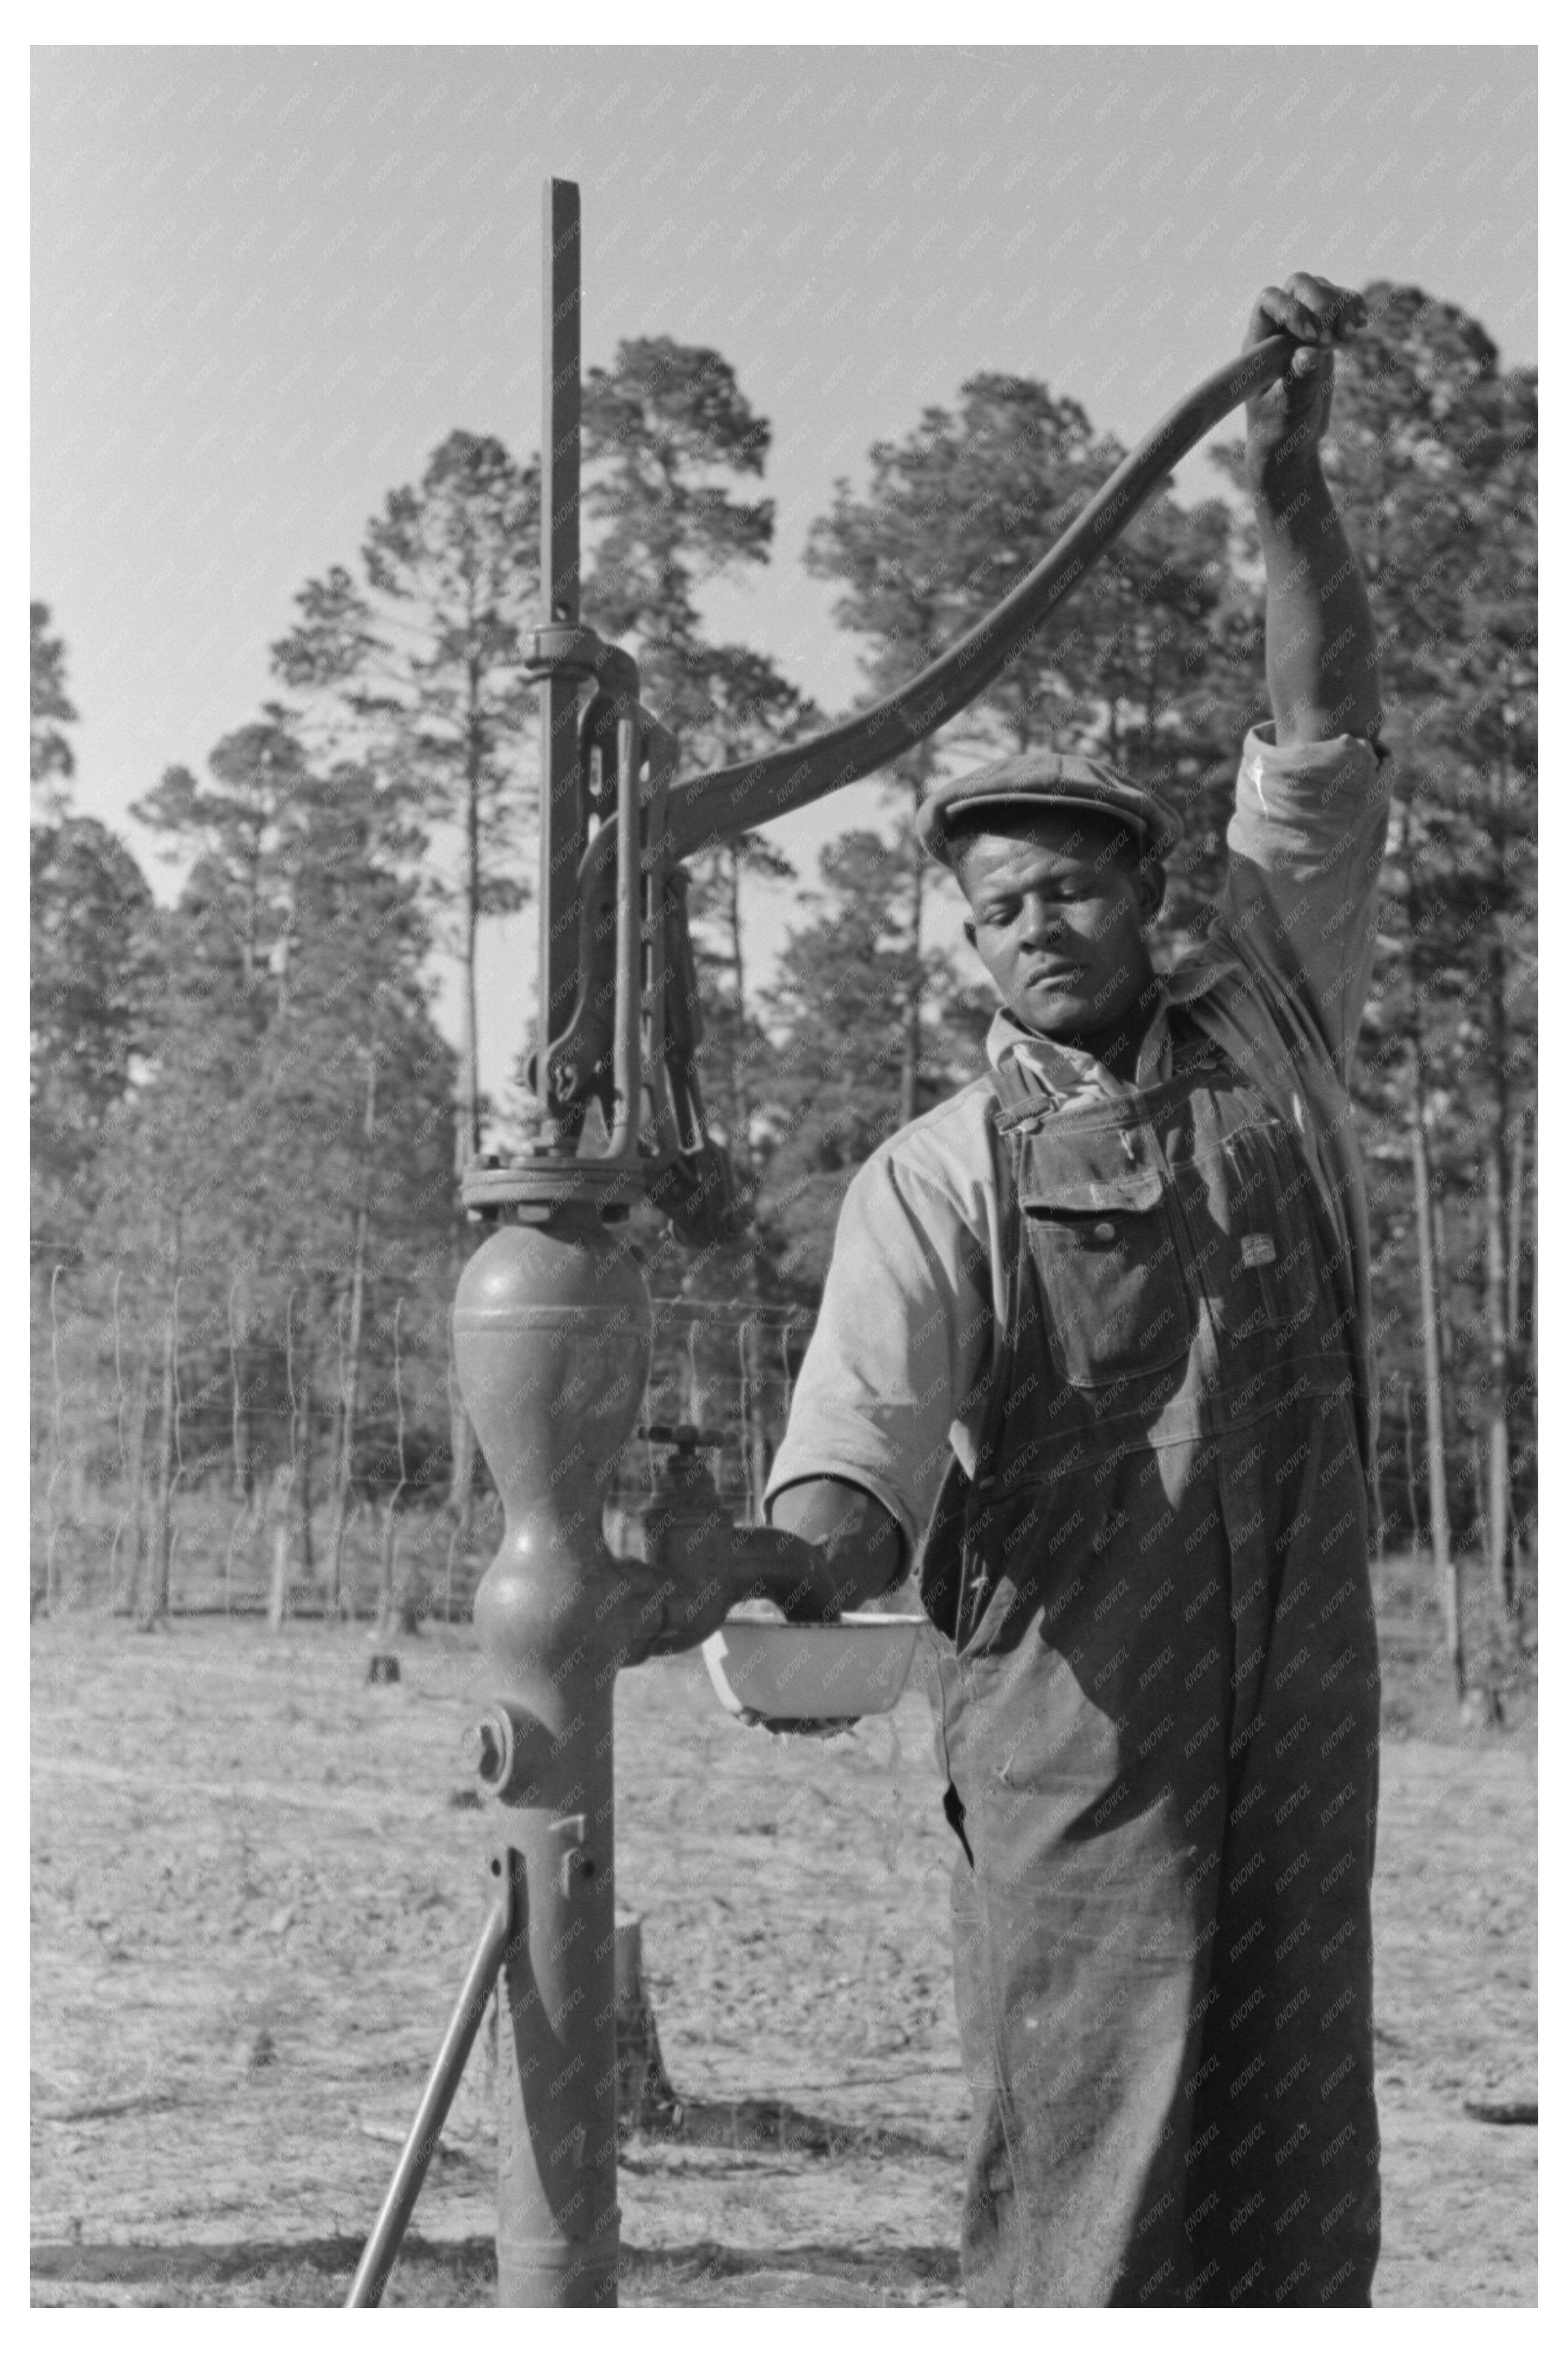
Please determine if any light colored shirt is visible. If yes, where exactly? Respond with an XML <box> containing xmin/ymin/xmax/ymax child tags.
<box><xmin>765</xmin><ymin>723</ymin><xmax>1391</xmax><ymax>1559</ymax></box>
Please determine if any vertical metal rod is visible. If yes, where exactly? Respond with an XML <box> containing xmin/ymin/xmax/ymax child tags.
<box><xmin>643</xmin><ymin>734</ymin><xmax>680</xmax><ymax>1156</ymax></box>
<box><xmin>607</xmin><ymin>711</ymin><xmax>643</xmax><ymax>1161</ymax></box>
<box><xmin>344</xmin><ymin>1890</ymin><xmax>513</xmax><ymax>2309</ymax></box>
<box><xmin>537</xmin><ymin>176</ymin><xmax>584</xmax><ymax>1110</ymax></box>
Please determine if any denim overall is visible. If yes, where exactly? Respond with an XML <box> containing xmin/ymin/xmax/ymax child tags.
<box><xmin>922</xmin><ymin>1025</ymin><xmax>1381</xmax><ymax>2307</ymax></box>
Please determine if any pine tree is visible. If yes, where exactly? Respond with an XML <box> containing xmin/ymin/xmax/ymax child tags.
<box><xmin>30</xmin><ymin>601</ymin><xmax>78</xmax><ymax>819</ymax></box>
<box><xmin>30</xmin><ymin>818</ymin><xmax>156</xmax><ymax>1254</ymax></box>
<box><xmin>272</xmin><ymin>430</ymin><xmax>539</xmax><ymax>1176</ymax></box>
<box><xmin>1243</xmin><ymin>282</ymin><xmax>1541</xmax><ymax>1692</ymax></box>
<box><xmin>85</xmin><ymin>726</ymin><xmax>457</xmax><ymax>1619</ymax></box>
<box><xmin>582</xmin><ymin>335</ymin><xmax>773</xmax><ymax>733</ymax></box>
<box><xmin>273</xmin><ymin>431</ymin><xmax>540</xmax><ymax>1529</ymax></box>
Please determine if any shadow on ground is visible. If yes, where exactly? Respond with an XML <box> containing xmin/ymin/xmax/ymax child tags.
<box><xmin>31</xmin><ymin>2234</ymin><xmax>962</xmax><ymax>2307</ymax></box>
<box><xmin>633</xmin><ymin>2094</ymin><xmax>948</xmax><ymax>2163</ymax></box>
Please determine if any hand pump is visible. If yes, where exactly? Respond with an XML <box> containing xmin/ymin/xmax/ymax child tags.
<box><xmin>346</xmin><ymin>176</ymin><xmax>1300</xmax><ymax>2310</ymax></box>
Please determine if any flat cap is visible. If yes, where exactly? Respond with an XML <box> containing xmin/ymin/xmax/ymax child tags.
<box><xmin>916</xmin><ymin>750</ymin><xmax>1183</xmax><ymax>869</ymax></box>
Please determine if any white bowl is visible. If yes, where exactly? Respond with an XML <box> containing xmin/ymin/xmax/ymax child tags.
<box><xmin>701</xmin><ymin>1612</ymin><xmax>928</xmax><ymax>1724</ymax></box>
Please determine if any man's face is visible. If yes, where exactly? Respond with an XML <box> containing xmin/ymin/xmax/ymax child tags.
<box><xmin>957</xmin><ymin>811</ymin><xmax>1162</xmax><ymax>1045</ymax></box>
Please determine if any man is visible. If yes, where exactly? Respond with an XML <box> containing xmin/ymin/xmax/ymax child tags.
<box><xmin>762</xmin><ymin>273</ymin><xmax>1389</xmax><ymax>2306</ymax></box>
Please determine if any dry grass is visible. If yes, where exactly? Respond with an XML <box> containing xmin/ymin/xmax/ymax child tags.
<box><xmin>32</xmin><ymin>1561</ymin><xmax>1536</xmax><ymax>2308</ymax></box>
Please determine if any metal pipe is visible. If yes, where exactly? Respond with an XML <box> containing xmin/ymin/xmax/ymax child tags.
<box><xmin>454</xmin><ymin>1212</ymin><xmax>653</xmax><ymax>2307</ymax></box>
<box><xmin>536</xmin><ymin>175</ymin><xmax>586</xmax><ymax>1109</ymax></box>
<box><xmin>641</xmin><ymin>719</ymin><xmax>681</xmax><ymax>1158</ymax></box>
<box><xmin>607</xmin><ymin>709</ymin><xmax>644</xmax><ymax>1162</ymax></box>
<box><xmin>344</xmin><ymin>1887</ymin><xmax>513</xmax><ymax>2308</ymax></box>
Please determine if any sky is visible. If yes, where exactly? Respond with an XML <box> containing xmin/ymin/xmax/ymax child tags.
<box><xmin>32</xmin><ymin>43</ymin><xmax>1538</xmax><ymax>1096</ymax></box>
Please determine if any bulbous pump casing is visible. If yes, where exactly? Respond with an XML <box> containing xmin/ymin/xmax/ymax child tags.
<box><xmin>452</xmin><ymin>1206</ymin><xmax>652</xmax><ymax>2307</ymax></box>
<box><xmin>456</xmin><ymin>1207</ymin><xmax>652</xmax><ymax>1712</ymax></box>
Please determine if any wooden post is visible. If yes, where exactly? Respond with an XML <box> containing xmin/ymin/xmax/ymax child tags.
<box><xmin>615</xmin><ymin>1908</ymin><xmax>683</xmax><ymax>2137</ymax></box>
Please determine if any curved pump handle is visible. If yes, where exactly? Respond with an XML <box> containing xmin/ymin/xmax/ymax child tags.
<box><xmin>655</xmin><ymin>331</ymin><xmax>1297</xmax><ymax>861</ymax></box>
<box><xmin>545</xmin><ymin>332</ymin><xmax>1299</xmax><ymax>1143</ymax></box>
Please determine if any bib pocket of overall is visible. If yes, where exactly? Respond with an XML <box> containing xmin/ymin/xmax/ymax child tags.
<box><xmin>1014</xmin><ymin>1131</ymin><xmax>1190</xmax><ymax>1390</ymax></box>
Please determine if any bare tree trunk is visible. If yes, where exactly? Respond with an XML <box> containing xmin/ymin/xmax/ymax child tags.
<box><xmin>325</xmin><ymin>1294</ymin><xmax>349</xmax><ymax>1611</ymax></box>
<box><xmin>1409</xmin><ymin>1061</ymin><xmax>1462</xmax><ymax>1698</ymax></box>
<box><xmin>1503</xmin><ymin>1114</ymin><xmax>1530</xmax><ymax>1594</ymax></box>
<box><xmin>1479</xmin><ymin>752</ymin><xmax>1519</xmax><ymax>1651</ymax></box>
<box><xmin>1400</xmin><ymin>1375</ymin><xmax>1421</xmax><ymax>1556</ymax></box>
<box><xmin>377</xmin><ymin>1300</ymin><xmax>409</xmax><ymax>1642</ymax></box>
<box><xmin>1516</xmin><ymin>1110</ymin><xmax>1535</xmax><ymax>1383</ymax></box>
<box><xmin>267</xmin><ymin>1464</ymin><xmax>294</xmax><ymax>1633</ymax></box>
<box><xmin>1524</xmin><ymin>1131</ymin><xmax>1538</xmax><ymax>1579</ymax></box>
<box><xmin>111</xmin><ymin>1266</ymin><xmax>127</xmax><ymax>1490</ymax></box>
<box><xmin>461</xmin><ymin>657</ymin><xmax>485</xmax><ymax>1169</ymax></box>
<box><xmin>1483</xmin><ymin>1127</ymin><xmax>1515</xmax><ymax>1653</ymax></box>
<box><xmin>121</xmin><ymin>1345</ymin><xmax>152</xmax><ymax>1616</ymax></box>
<box><xmin>44</xmin><ymin>1265</ymin><xmax>67</xmax><ymax>1616</ymax></box>
<box><xmin>1506</xmin><ymin>1112</ymin><xmax>1529</xmax><ymax>1350</ymax></box>
<box><xmin>143</xmin><ymin>1228</ymin><xmax>182</xmax><ymax>1631</ymax></box>
<box><xmin>280</xmin><ymin>1283</ymin><xmax>316</xmax><ymax>1591</ymax></box>
<box><xmin>1470</xmin><ymin>1435</ymin><xmax>1490</xmax><ymax>1568</ymax></box>
<box><xmin>1431</xmin><ymin>1190</ymin><xmax>1454</xmax><ymax>1378</ymax></box>
<box><xmin>327</xmin><ymin>1054</ymin><xmax>378</xmax><ymax>1617</ymax></box>
<box><xmin>443</xmin><ymin>665</ymin><xmax>488</xmax><ymax>1546</ymax></box>
<box><xmin>273</xmin><ymin>1286</ymin><xmax>300</xmax><ymax>1625</ymax></box>
<box><xmin>376</xmin><ymin>1500</ymin><xmax>403</xmax><ymax>1641</ymax></box>
<box><xmin>228</xmin><ymin>1277</ymin><xmax>251</xmax><ymax>1503</ymax></box>
<box><xmin>296</xmin><ymin>1340</ymin><xmax>316</xmax><ymax>1586</ymax></box>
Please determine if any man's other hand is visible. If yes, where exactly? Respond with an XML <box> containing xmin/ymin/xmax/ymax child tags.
<box><xmin>1244</xmin><ymin>272</ymin><xmax>1368</xmax><ymax>487</ymax></box>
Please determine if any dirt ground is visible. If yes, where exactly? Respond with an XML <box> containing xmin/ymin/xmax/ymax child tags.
<box><xmin>31</xmin><ymin>1574</ymin><xmax>1536</xmax><ymax>2308</ymax></box>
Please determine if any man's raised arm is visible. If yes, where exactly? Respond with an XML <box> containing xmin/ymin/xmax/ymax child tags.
<box><xmin>1244</xmin><ymin>273</ymin><xmax>1382</xmax><ymax>745</ymax></box>
<box><xmin>1201</xmin><ymin>273</ymin><xmax>1392</xmax><ymax>1076</ymax></box>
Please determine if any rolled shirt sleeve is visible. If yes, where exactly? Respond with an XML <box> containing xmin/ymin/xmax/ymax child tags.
<box><xmin>765</xmin><ymin>1086</ymin><xmax>1000</xmax><ymax>1556</ymax></box>
<box><xmin>1212</xmin><ymin>723</ymin><xmax>1392</xmax><ymax>1079</ymax></box>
